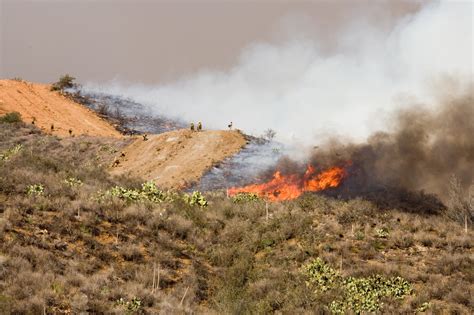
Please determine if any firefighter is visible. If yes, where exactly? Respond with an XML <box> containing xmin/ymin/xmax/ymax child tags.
<box><xmin>228</xmin><ymin>121</ymin><xmax>233</xmax><ymax>130</ymax></box>
<box><xmin>50</xmin><ymin>124</ymin><xmax>54</xmax><ymax>132</ymax></box>
<box><xmin>68</xmin><ymin>129</ymin><xmax>73</xmax><ymax>136</ymax></box>
<box><xmin>190</xmin><ymin>122</ymin><xmax>195</xmax><ymax>131</ymax></box>
<box><xmin>143</xmin><ymin>134</ymin><xmax>148</xmax><ymax>141</ymax></box>
<box><xmin>197</xmin><ymin>121</ymin><xmax>202</xmax><ymax>131</ymax></box>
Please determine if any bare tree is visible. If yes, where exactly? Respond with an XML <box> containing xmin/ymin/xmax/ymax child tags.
<box><xmin>263</xmin><ymin>129</ymin><xmax>276</xmax><ymax>141</ymax></box>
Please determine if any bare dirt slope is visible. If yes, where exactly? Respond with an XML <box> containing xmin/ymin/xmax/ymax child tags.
<box><xmin>110</xmin><ymin>129</ymin><xmax>246</xmax><ymax>188</ymax></box>
<box><xmin>0</xmin><ymin>79</ymin><xmax>121</xmax><ymax>137</ymax></box>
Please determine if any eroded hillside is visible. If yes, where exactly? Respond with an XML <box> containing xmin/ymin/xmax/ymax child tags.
<box><xmin>110</xmin><ymin>129</ymin><xmax>247</xmax><ymax>189</ymax></box>
<box><xmin>0</xmin><ymin>79</ymin><xmax>121</xmax><ymax>137</ymax></box>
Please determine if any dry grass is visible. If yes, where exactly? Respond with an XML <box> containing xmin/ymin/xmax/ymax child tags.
<box><xmin>0</xmin><ymin>121</ymin><xmax>473</xmax><ymax>314</ymax></box>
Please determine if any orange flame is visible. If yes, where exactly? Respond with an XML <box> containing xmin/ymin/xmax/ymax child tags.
<box><xmin>228</xmin><ymin>164</ymin><xmax>348</xmax><ymax>202</ymax></box>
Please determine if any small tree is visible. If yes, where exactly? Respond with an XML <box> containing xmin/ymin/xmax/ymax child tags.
<box><xmin>51</xmin><ymin>74</ymin><xmax>76</xmax><ymax>91</ymax></box>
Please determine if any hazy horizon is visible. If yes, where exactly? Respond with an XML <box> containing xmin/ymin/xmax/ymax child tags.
<box><xmin>1</xmin><ymin>0</ymin><xmax>425</xmax><ymax>85</ymax></box>
<box><xmin>2</xmin><ymin>0</ymin><xmax>471</xmax><ymax>145</ymax></box>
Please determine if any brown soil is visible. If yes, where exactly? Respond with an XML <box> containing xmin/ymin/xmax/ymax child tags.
<box><xmin>0</xmin><ymin>79</ymin><xmax>247</xmax><ymax>188</ymax></box>
<box><xmin>0</xmin><ymin>79</ymin><xmax>121</xmax><ymax>137</ymax></box>
<box><xmin>110</xmin><ymin>129</ymin><xmax>247</xmax><ymax>189</ymax></box>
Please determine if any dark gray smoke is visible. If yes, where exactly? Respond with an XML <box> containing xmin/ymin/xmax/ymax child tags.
<box><xmin>308</xmin><ymin>85</ymin><xmax>474</xmax><ymax>205</ymax></box>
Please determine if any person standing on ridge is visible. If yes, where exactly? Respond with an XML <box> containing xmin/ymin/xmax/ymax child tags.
<box><xmin>197</xmin><ymin>121</ymin><xmax>202</xmax><ymax>131</ymax></box>
<box><xmin>190</xmin><ymin>122</ymin><xmax>195</xmax><ymax>131</ymax></box>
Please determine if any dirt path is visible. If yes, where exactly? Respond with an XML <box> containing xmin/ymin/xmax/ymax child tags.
<box><xmin>0</xmin><ymin>79</ymin><xmax>121</xmax><ymax>137</ymax></box>
<box><xmin>110</xmin><ymin>129</ymin><xmax>247</xmax><ymax>189</ymax></box>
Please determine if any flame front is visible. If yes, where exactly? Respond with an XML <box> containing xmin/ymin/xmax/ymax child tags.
<box><xmin>228</xmin><ymin>164</ymin><xmax>348</xmax><ymax>202</ymax></box>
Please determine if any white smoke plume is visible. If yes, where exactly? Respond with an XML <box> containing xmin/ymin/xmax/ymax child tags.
<box><xmin>83</xmin><ymin>1</ymin><xmax>472</xmax><ymax>145</ymax></box>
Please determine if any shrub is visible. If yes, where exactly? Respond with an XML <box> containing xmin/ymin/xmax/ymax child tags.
<box><xmin>375</xmin><ymin>227</ymin><xmax>389</xmax><ymax>238</ymax></box>
<box><xmin>116</xmin><ymin>296</ymin><xmax>142</xmax><ymax>314</ymax></box>
<box><xmin>445</xmin><ymin>175</ymin><xmax>473</xmax><ymax>225</ymax></box>
<box><xmin>303</xmin><ymin>258</ymin><xmax>413</xmax><ymax>314</ymax></box>
<box><xmin>101</xmin><ymin>182</ymin><xmax>208</xmax><ymax>207</ymax></box>
<box><xmin>231</xmin><ymin>192</ymin><xmax>261</xmax><ymax>203</ymax></box>
<box><xmin>26</xmin><ymin>184</ymin><xmax>44</xmax><ymax>196</ymax></box>
<box><xmin>263</xmin><ymin>129</ymin><xmax>276</xmax><ymax>141</ymax></box>
<box><xmin>0</xmin><ymin>144</ymin><xmax>23</xmax><ymax>161</ymax></box>
<box><xmin>0</xmin><ymin>112</ymin><xmax>22</xmax><ymax>124</ymax></box>
<box><xmin>51</xmin><ymin>74</ymin><xmax>76</xmax><ymax>91</ymax></box>
<box><xmin>183</xmin><ymin>191</ymin><xmax>208</xmax><ymax>207</ymax></box>
<box><xmin>303</xmin><ymin>257</ymin><xmax>339</xmax><ymax>292</ymax></box>
<box><xmin>103</xmin><ymin>181</ymin><xmax>166</xmax><ymax>203</ymax></box>
<box><xmin>63</xmin><ymin>177</ymin><xmax>83</xmax><ymax>187</ymax></box>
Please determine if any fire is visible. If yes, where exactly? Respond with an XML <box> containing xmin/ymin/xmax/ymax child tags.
<box><xmin>228</xmin><ymin>164</ymin><xmax>348</xmax><ymax>202</ymax></box>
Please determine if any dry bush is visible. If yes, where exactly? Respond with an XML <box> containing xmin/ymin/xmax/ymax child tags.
<box><xmin>446</xmin><ymin>174</ymin><xmax>473</xmax><ymax>225</ymax></box>
<box><xmin>1</xmin><ymin>122</ymin><xmax>473</xmax><ymax>313</ymax></box>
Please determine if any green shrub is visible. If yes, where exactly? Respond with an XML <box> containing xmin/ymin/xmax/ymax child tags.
<box><xmin>0</xmin><ymin>144</ymin><xmax>23</xmax><ymax>161</ymax></box>
<box><xmin>63</xmin><ymin>177</ymin><xmax>83</xmax><ymax>187</ymax></box>
<box><xmin>303</xmin><ymin>258</ymin><xmax>413</xmax><ymax>314</ymax></box>
<box><xmin>0</xmin><ymin>112</ymin><xmax>22</xmax><ymax>124</ymax></box>
<box><xmin>416</xmin><ymin>302</ymin><xmax>431</xmax><ymax>313</ymax></box>
<box><xmin>140</xmin><ymin>180</ymin><xmax>168</xmax><ymax>203</ymax></box>
<box><xmin>116</xmin><ymin>297</ymin><xmax>142</xmax><ymax>314</ymax></box>
<box><xmin>231</xmin><ymin>192</ymin><xmax>261</xmax><ymax>203</ymax></box>
<box><xmin>183</xmin><ymin>191</ymin><xmax>208</xmax><ymax>207</ymax></box>
<box><xmin>26</xmin><ymin>184</ymin><xmax>44</xmax><ymax>196</ymax></box>
<box><xmin>101</xmin><ymin>181</ymin><xmax>208</xmax><ymax>207</ymax></box>
<box><xmin>303</xmin><ymin>257</ymin><xmax>340</xmax><ymax>292</ymax></box>
<box><xmin>51</xmin><ymin>74</ymin><xmax>76</xmax><ymax>91</ymax></box>
<box><xmin>375</xmin><ymin>227</ymin><xmax>390</xmax><ymax>238</ymax></box>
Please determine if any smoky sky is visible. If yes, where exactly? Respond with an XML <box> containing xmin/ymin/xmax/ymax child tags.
<box><xmin>1</xmin><ymin>0</ymin><xmax>425</xmax><ymax>84</ymax></box>
<box><xmin>82</xmin><ymin>1</ymin><xmax>472</xmax><ymax>144</ymax></box>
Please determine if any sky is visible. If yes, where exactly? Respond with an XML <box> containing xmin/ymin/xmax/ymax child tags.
<box><xmin>1</xmin><ymin>0</ymin><xmax>425</xmax><ymax>84</ymax></box>
<box><xmin>1</xmin><ymin>0</ymin><xmax>472</xmax><ymax>144</ymax></box>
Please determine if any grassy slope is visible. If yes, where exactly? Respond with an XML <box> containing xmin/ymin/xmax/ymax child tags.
<box><xmin>0</xmin><ymin>122</ymin><xmax>473</xmax><ymax>314</ymax></box>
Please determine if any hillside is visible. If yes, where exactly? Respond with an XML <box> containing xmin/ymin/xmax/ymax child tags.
<box><xmin>0</xmin><ymin>79</ymin><xmax>121</xmax><ymax>137</ymax></box>
<box><xmin>110</xmin><ymin>129</ymin><xmax>247</xmax><ymax>189</ymax></box>
<box><xmin>0</xmin><ymin>119</ymin><xmax>472</xmax><ymax>314</ymax></box>
<box><xmin>0</xmin><ymin>79</ymin><xmax>249</xmax><ymax>189</ymax></box>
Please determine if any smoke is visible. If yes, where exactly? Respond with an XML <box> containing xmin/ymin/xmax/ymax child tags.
<box><xmin>83</xmin><ymin>1</ymin><xmax>472</xmax><ymax>145</ymax></box>
<box><xmin>306</xmin><ymin>85</ymin><xmax>473</xmax><ymax>203</ymax></box>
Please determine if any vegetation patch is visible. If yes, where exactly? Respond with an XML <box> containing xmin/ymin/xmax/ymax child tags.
<box><xmin>26</xmin><ymin>184</ymin><xmax>45</xmax><ymax>196</ymax></box>
<box><xmin>0</xmin><ymin>122</ymin><xmax>472</xmax><ymax>313</ymax></box>
<box><xmin>63</xmin><ymin>177</ymin><xmax>83</xmax><ymax>187</ymax></box>
<box><xmin>303</xmin><ymin>258</ymin><xmax>413</xmax><ymax>314</ymax></box>
<box><xmin>0</xmin><ymin>112</ymin><xmax>22</xmax><ymax>124</ymax></box>
<box><xmin>231</xmin><ymin>192</ymin><xmax>261</xmax><ymax>203</ymax></box>
<box><xmin>51</xmin><ymin>74</ymin><xmax>77</xmax><ymax>91</ymax></box>
<box><xmin>101</xmin><ymin>181</ymin><xmax>208</xmax><ymax>207</ymax></box>
<box><xmin>116</xmin><ymin>297</ymin><xmax>142</xmax><ymax>314</ymax></box>
<box><xmin>0</xmin><ymin>144</ymin><xmax>22</xmax><ymax>161</ymax></box>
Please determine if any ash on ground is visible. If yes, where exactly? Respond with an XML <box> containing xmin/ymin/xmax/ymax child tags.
<box><xmin>68</xmin><ymin>89</ymin><xmax>185</xmax><ymax>134</ymax></box>
<box><xmin>193</xmin><ymin>139</ymin><xmax>286</xmax><ymax>191</ymax></box>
